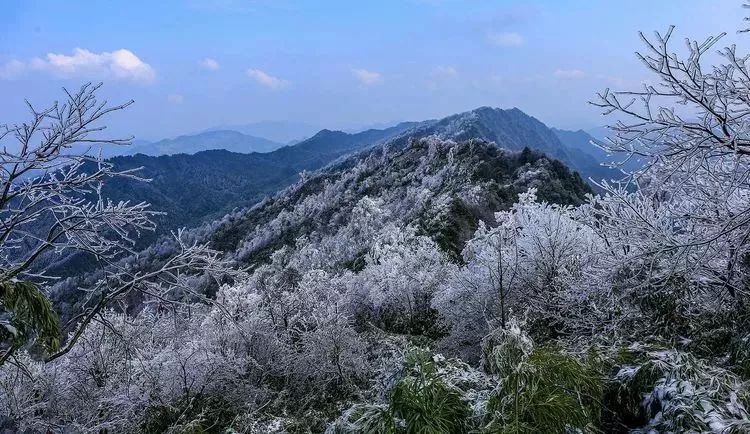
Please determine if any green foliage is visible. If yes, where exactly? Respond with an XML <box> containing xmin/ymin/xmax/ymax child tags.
<box><xmin>482</xmin><ymin>325</ymin><xmax>603</xmax><ymax>433</ymax></box>
<box><xmin>141</xmin><ymin>394</ymin><xmax>237</xmax><ymax>434</ymax></box>
<box><xmin>0</xmin><ymin>279</ymin><xmax>60</xmax><ymax>357</ymax></box>
<box><xmin>336</xmin><ymin>403</ymin><xmax>400</xmax><ymax>433</ymax></box>
<box><xmin>422</xmin><ymin>197</ymin><xmax>479</xmax><ymax>263</ymax></box>
<box><xmin>480</xmin><ymin>323</ymin><xmax>533</xmax><ymax>377</ymax></box>
<box><xmin>390</xmin><ymin>350</ymin><xmax>471</xmax><ymax>434</ymax></box>
<box><xmin>333</xmin><ymin>349</ymin><xmax>470</xmax><ymax>434</ymax></box>
<box><xmin>730</xmin><ymin>333</ymin><xmax>750</xmax><ymax>379</ymax></box>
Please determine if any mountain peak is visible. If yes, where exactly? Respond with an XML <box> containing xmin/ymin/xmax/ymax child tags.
<box><xmin>311</xmin><ymin>128</ymin><xmax>347</xmax><ymax>138</ymax></box>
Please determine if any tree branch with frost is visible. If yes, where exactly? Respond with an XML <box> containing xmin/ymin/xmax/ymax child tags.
<box><xmin>0</xmin><ymin>83</ymin><xmax>239</xmax><ymax>364</ymax></box>
<box><xmin>588</xmin><ymin>15</ymin><xmax>750</xmax><ymax>306</ymax></box>
<box><xmin>590</xmin><ymin>26</ymin><xmax>750</xmax><ymax>178</ymax></box>
<box><xmin>0</xmin><ymin>83</ymin><xmax>154</xmax><ymax>282</ymax></box>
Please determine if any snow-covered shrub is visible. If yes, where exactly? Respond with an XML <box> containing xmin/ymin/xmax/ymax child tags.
<box><xmin>612</xmin><ymin>348</ymin><xmax>750</xmax><ymax>433</ymax></box>
<box><xmin>328</xmin><ymin>349</ymin><xmax>472</xmax><ymax>434</ymax></box>
<box><xmin>352</xmin><ymin>225</ymin><xmax>453</xmax><ymax>336</ymax></box>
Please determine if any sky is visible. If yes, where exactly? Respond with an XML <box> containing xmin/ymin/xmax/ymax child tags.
<box><xmin>0</xmin><ymin>0</ymin><xmax>746</xmax><ymax>141</ymax></box>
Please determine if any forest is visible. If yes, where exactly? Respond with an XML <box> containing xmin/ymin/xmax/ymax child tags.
<box><xmin>2</xmin><ymin>4</ymin><xmax>750</xmax><ymax>434</ymax></box>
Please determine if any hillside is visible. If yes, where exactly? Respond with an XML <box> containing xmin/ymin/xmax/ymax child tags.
<box><xmin>49</xmin><ymin>136</ymin><xmax>591</xmax><ymax>331</ymax></box>
<box><xmin>15</xmin><ymin>125</ymin><xmax>748</xmax><ymax>434</ymax></box>
<box><xmin>210</xmin><ymin>138</ymin><xmax>591</xmax><ymax>264</ymax></box>
<box><xmin>41</xmin><ymin>120</ymin><xmax>424</xmax><ymax>277</ymax></box>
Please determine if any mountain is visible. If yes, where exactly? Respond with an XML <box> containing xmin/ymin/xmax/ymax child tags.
<box><xmin>41</xmin><ymin>121</ymin><xmax>422</xmax><ymax>278</ymax></box>
<box><xmin>42</xmin><ymin>107</ymin><xmax>623</xmax><ymax>279</ymax></box>
<box><xmin>44</xmin><ymin>106</ymin><xmax>635</xmax><ymax>282</ymax></box>
<box><xmin>204</xmin><ymin>121</ymin><xmax>321</xmax><ymax>144</ymax></box>
<box><xmin>39</xmin><ymin>133</ymin><xmax>596</xmax><ymax>432</ymax></box>
<box><xmin>50</xmin><ymin>135</ymin><xmax>591</xmax><ymax>317</ymax></box>
<box><xmin>552</xmin><ymin>128</ymin><xmax>604</xmax><ymax>156</ymax></box>
<box><xmin>381</xmin><ymin>107</ymin><xmax>621</xmax><ymax>184</ymax></box>
<box><xmin>293</xmin><ymin>121</ymin><xmax>424</xmax><ymax>154</ymax></box>
<box><xmin>102</xmin><ymin>120</ymin><xmax>425</xmax><ymax>236</ymax></box>
<box><xmin>390</xmin><ymin>107</ymin><xmax>571</xmax><ymax>159</ymax></box>
<box><xmin>246</xmin><ymin>121</ymin><xmax>427</xmax><ymax>172</ymax></box>
<box><xmin>550</xmin><ymin>127</ymin><xmax>625</xmax><ymax>182</ymax></box>
<box><xmin>112</xmin><ymin>122</ymin><xmax>421</xmax><ymax>235</ymax></box>
<box><xmin>209</xmin><ymin>138</ymin><xmax>591</xmax><ymax>264</ymax></box>
<box><xmin>343</xmin><ymin>120</ymin><xmax>404</xmax><ymax>133</ymax></box>
<box><xmin>111</xmin><ymin>108</ymin><xmax>618</xmax><ymax>184</ymax></box>
<box><xmin>43</xmin><ymin>150</ymin><xmax>299</xmax><ymax>277</ymax></box>
<box><xmin>553</xmin><ymin>127</ymin><xmax>643</xmax><ymax>175</ymax></box>
<box><xmin>585</xmin><ymin>125</ymin><xmax>612</xmax><ymax>142</ymax></box>
<box><xmin>123</xmin><ymin>130</ymin><xmax>283</xmax><ymax>156</ymax></box>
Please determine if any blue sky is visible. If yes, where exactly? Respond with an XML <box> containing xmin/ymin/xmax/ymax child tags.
<box><xmin>0</xmin><ymin>0</ymin><xmax>745</xmax><ymax>140</ymax></box>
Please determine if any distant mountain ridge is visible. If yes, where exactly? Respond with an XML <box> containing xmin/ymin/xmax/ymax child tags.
<box><xmin>106</xmin><ymin>106</ymin><xmax>622</xmax><ymax>234</ymax></box>
<box><xmin>107</xmin><ymin>110</ymin><xmax>620</xmax><ymax>186</ymax></box>
<box><xmin>552</xmin><ymin>126</ymin><xmax>643</xmax><ymax>175</ymax></box>
<box><xmin>204</xmin><ymin>120</ymin><xmax>321</xmax><ymax>144</ymax></box>
<box><xmin>123</xmin><ymin>130</ymin><xmax>283</xmax><ymax>156</ymax></box>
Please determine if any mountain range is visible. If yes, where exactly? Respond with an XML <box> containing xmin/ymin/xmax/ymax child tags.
<box><xmin>50</xmin><ymin>132</ymin><xmax>592</xmax><ymax>323</ymax></box>
<box><xmin>102</xmin><ymin>111</ymin><xmax>617</xmax><ymax>181</ymax></box>
<box><xmin>43</xmin><ymin>106</ymin><xmax>618</xmax><ymax>278</ymax></box>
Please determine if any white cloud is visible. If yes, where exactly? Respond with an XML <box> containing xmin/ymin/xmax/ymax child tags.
<box><xmin>246</xmin><ymin>68</ymin><xmax>289</xmax><ymax>90</ymax></box>
<box><xmin>0</xmin><ymin>60</ymin><xmax>25</xmax><ymax>80</ymax></box>
<box><xmin>432</xmin><ymin>66</ymin><xmax>458</xmax><ymax>78</ymax></box>
<box><xmin>554</xmin><ymin>69</ymin><xmax>586</xmax><ymax>79</ymax></box>
<box><xmin>351</xmin><ymin>68</ymin><xmax>383</xmax><ymax>86</ymax></box>
<box><xmin>427</xmin><ymin>66</ymin><xmax>459</xmax><ymax>90</ymax></box>
<box><xmin>26</xmin><ymin>48</ymin><xmax>155</xmax><ymax>83</ymax></box>
<box><xmin>487</xmin><ymin>31</ymin><xmax>523</xmax><ymax>47</ymax></box>
<box><xmin>167</xmin><ymin>94</ymin><xmax>184</xmax><ymax>104</ymax></box>
<box><xmin>199</xmin><ymin>58</ymin><xmax>220</xmax><ymax>71</ymax></box>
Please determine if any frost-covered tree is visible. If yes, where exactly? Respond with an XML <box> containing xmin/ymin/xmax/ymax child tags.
<box><xmin>435</xmin><ymin>189</ymin><xmax>602</xmax><ymax>351</ymax></box>
<box><xmin>589</xmin><ymin>24</ymin><xmax>750</xmax><ymax>308</ymax></box>
<box><xmin>0</xmin><ymin>84</ymin><xmax>233</xmax><ymax>365</ymax></box>
<box><xmin>354</xmin><ymin>224</ymin><xmax>453</xmax><ymax>335</ymax></box>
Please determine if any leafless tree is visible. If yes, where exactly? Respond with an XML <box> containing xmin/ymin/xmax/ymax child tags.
<box><xmin>0</xmin><ymin>84</ymin><xmax>238</xmax><ymax>365</ymax></box>
<box><xmin>589</xmin><ymin>18</ymin><xmax>750</xmax><ymax>306</ymax></box>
